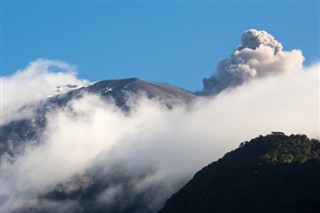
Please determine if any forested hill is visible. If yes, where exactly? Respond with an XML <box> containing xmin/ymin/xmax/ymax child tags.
<box><xmin>159</xmin><ymin>133</ymin><xmax>320</xmax><ymax>213</ymax></box>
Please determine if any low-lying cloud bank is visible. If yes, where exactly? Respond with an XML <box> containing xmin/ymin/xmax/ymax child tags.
<box><xmin>0</xmin><ymin>30</ymin><xmax>319</xmax><ymax>213</ymax></box>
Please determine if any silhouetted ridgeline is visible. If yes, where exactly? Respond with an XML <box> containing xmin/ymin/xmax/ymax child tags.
<box><xmin>159</xmin><ymin>133</ymin><xmax>320</xmax><ymax>213</ymax></box>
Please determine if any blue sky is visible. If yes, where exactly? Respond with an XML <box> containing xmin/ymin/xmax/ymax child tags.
<box><xmin>1</xmin><ymin>1</ymin><xmax>319</xmax><ymax>91</ymax></box>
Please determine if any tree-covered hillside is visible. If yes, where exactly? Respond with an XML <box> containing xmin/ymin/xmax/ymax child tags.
<box><xmin>159</xmin><ymin>133</ymin><xmax>320</xmax><ymax>213</ymax></box>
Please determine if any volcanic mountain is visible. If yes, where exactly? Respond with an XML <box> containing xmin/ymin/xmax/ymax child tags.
<box><xmin>0</xmin><ymin>78</ymin><xmax>197</xmax><ymax>161</ymax></box>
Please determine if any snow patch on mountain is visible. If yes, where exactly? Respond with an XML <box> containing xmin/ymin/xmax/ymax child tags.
<box><xmin>47</xmin><ymin>84</ymin><xmax>83</xmax><ymax>98</ymax></box>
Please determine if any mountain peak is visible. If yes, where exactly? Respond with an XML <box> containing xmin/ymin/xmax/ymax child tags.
<box><xmin>47</xmin><ymin>77</ymin><xmax>197</xmax><ymax>109</ymax></box>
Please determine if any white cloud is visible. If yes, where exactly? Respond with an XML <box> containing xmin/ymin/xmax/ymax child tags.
<box><xmin>0</xmin><ymin>30</ymin><xmax>319</xmax><ymax>212</ymax></box>
<box><xmin>1</xmin><ymin>58</ymin><xmax>88</xmax><ymax>125</ymax></box>
<box><xmin>1</xmin><ymin>62</ymin><xmax>319</xmax><ymax>212</ymax></box>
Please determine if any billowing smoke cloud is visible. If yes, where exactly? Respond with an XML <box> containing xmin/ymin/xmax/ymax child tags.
<box><xmin>1</xmin><ymin>30</ymin><xmax>319</xmax><ymax>213</ymax></box>
<box><xmin>202</xmin><ymin>29</ymin><xmax>305</xmax><ymax>94</ymax></box>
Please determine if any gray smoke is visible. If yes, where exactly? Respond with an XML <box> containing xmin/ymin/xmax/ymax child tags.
<box><xmin>202</xmin><ymin>29</ymin><xmax>304</xmax><ymax>95</ymax></box>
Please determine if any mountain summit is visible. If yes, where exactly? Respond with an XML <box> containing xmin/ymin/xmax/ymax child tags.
<box><xmin>47</xmin><ymin>77</ymin><xmax>197</xmax><ymax>109</ymax></box>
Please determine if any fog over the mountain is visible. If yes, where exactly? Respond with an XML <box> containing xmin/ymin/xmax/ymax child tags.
<box><xmin>1</xmin><ymin>30</ymin><xmax>319</xmax><ymax>213</ymax></box>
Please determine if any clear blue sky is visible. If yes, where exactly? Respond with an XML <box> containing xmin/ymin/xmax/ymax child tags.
<box><xmin>1</xmin><ymin>1</ymin><xmax>319</xmax><ymax>91</ymax></box>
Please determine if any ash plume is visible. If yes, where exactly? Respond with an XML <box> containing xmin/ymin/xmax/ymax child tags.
<box><xmin>202</xmin><ymin>29</ymin><xmax>304</xmax><ymax>95</ymax></box>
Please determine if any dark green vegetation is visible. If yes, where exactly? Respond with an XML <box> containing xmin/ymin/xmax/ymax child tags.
<box><xmin>159</xmin><ymin>133</ymin><xmax>320</xmax><ymax>213</ymax></box>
